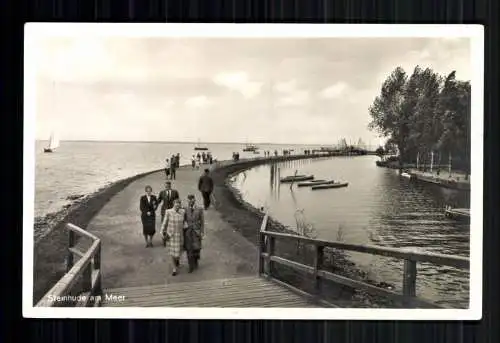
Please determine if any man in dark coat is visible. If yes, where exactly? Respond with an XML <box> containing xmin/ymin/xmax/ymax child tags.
<box><xmin>198</xmin><ymin>168</ymin><xmax>214</xmax><ymax>210</ymax></box>
<box><xmin>184</xmin><ymin>194</ymin><xmax>205</xmax><ymax>272</ymax></box>
<box><xmin>157</xmin><ymin>181</ymin><xmax>180</xmax><ymax>246</ymax></box>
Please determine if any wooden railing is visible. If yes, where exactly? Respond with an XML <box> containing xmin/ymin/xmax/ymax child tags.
<box><xmin>36</xmin><ymin>223</ymin><xmax>102</xmax><ymax>307</ymax></box>
<box><xmin>257</xmin><ymin>213</ymin><xmax>470</xmax><ymax>308</ymax></box>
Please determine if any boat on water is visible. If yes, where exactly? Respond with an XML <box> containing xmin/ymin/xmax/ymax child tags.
<box><xmin>297</xmin><ymin>180</ymin><xmax>330</xmax><ymax>187</ymax></box>
<box><xmin>280</xmin><ymin>175</ymin><xmax>315</xmax><ymax>183</ymax></box>
<box><xmin>401</xmin><ymin>172</ymin><xmax>412</xmax><ymax>178</ymax></box>
<box><xmin>43</xmin><ymin>132</ymin><xmax>59</xmax><ymax>153</ymax></box>
<box><xmin>243</xmin><ymin>144</ymin><xmax>259</xmax><ymax>152</ymax></box>
<box><xmin>444</xmin><ymin>206</ymin><xmax>470</xmax><ymax>221</ymax></box>
<box><xmin>194</xmin><ymin>139</ymin><xmax>208</xmax><ymax>151</ymax></box>
<box><xmin>311</xmin><ymin>182</ymin><xmax>349</xmax><ymax>190</ymax></box>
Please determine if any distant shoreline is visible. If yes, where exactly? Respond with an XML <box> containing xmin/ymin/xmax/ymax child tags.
<box><xmin>35</xmin><ymin>139</ymin><xmax>378</xmax><ymax>148</ymax></box>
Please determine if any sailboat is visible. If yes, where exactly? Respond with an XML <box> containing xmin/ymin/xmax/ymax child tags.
<box><xmin>44</xmin><ymin>132</ymin><xmax>59</xmax><ymax>153</ymax></box>
<box><xmin>194</xmin><ymin>139</ymin><xmax>208</xmax><ymax>151</ymax></box>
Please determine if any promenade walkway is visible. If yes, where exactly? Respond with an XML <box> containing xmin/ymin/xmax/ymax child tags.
<box><xmin>85</xmin><ymin>163</ymin><xmax>260</xmax><ymax>291</ymax></box>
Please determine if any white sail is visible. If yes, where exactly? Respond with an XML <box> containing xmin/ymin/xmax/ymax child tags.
<box><xmin>48</xmin><ymin>132</ymin><xmax>59</xmax><ymax>150</ymax></box>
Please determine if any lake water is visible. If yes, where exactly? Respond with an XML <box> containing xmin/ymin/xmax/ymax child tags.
<box><xmin>34</xmin><ymin>140</ymin><xmax>321</xmax><ymax>219</ymax></box>
<box><xmin>231</xmin><ymin>155</ymin><xmax>471</xmax><ymax>308</ymax></box>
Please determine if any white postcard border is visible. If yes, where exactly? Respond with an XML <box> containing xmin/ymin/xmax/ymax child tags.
<box><xmin>23</xmin><ymin>23</ymin><xmax>484</xmax><ymax>320</ymax></box>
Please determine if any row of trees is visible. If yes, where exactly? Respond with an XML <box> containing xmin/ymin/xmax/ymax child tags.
<box><xmin>368</xmin><ymin>66</ymin><xmax>471</xmax><ymax>175</ymax></box>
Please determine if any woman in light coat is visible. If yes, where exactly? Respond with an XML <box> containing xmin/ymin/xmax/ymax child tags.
<box><xmin>161</xmin><ymin>198</ymin><xmax>187</xmax><ymax>276</ymax></box>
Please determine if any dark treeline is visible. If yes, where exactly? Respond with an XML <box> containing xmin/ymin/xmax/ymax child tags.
<box><xmin>368</xmin><ymin>66</ymin><xmax>471</xmax><ymax>176</ymax></box>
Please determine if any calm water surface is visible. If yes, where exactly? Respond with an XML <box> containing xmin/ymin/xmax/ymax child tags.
<box><xmin>231</xmin><ymin>155</ymin><xmax>471</xmax><ymax>308</ymax></box>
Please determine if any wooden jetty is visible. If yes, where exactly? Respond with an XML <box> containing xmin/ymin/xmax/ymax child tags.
<box><xmin>103</xmin><ymin>276</ymin><xmax>318</xmax><ymax>307</ymax></box>
<box><xmin>34</xmin><ymin>156</ymin><xmax>470</xmax><ymax>309</ymax></box>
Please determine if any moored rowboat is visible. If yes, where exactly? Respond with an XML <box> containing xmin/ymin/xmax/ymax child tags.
<box><xmin>297</xmin><ymin>180</ymin><xmax>334</xmax><ymax>187</ymax></box>
<box><xmin>280</xmin><ymin>175</ymin><xmax>315</xmax><ymax>183</ymax></box>
<box><xmin>311</xmin><ymin>182</ymin><xmax>349</xmax><ymax>190</ymax></box>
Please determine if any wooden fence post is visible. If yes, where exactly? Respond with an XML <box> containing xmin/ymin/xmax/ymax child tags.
<box><xmin>258</xmin><ymin>214</ymin><xmax>268</xmax><ymax>275</ymax></box>
<box><xmin>81</xmin><ymin>262</ymin><xmax>92</xmax><ymax>293</ymax></box>
<box><xmin>266</xmin><ymin>236</ymin><xmax>275</xmax><ymax>278</ymax></box>
<box><xmin>402</xmin><ymin>259</ymin><xmax>417</xmax><ymax>307</ymax></box>
<box><xmin>66</xmin><ymin>229</ymin><xmax>75</xmax><ymax>272</ymax></box>
<box><xmin>313</xmin><ymin>245</ymin><xmax>324</xmax><ymax>299</ymax></box>
<box><xmin>257</xmin><ymin>232</ymin><xmax>265</xmax><ymax>275</ymax></box>
<box><xmin>93</xmin><ymin>242</ymin><xmax>102</xmax><ymax>295</ymax></box>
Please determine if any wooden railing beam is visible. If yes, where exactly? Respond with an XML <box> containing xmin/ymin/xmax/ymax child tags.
<box><xmin>258</xmin><ymin>215</ymin><xmax>469</xmax><ymax>309</ymax></box>
<box><xmin>263</xmin><ymin>231</ymin><xmax>469</xmax><ymax>270</ymax></box>
<box><xmin>36</xmin><ymin>224</ymin><xmax>102</xmax><ymax>307</ymax></box>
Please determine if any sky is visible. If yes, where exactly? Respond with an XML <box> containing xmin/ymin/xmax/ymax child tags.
<box><xmin>33</xmin><ymin>35</ymin><xmax>471</xmax><ymax>146</ymax></box>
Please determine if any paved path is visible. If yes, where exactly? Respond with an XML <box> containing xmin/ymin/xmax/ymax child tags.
<box><xmin>86</xmin><ymin>163</ymin><xmax>259</xmax><ymax>289</ymax></box>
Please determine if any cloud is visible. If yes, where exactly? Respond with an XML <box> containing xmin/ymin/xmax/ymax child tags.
<box><xmin>274</xmin><ymin>79</ymin><xmax>297</xmax><ymax>93</ymax></box>
<box><xmin>319</xmin><ymin>82</ymin><xmax>348</xmax><ymax>99</ymax></box>
<box><xmin>273</xmin><ymin>79</ymin><xmax>311</xmax><ymax>107</ymax></box>
<box><xmin>212</xmin><ymin>71</ymin><xmax>263</xmax><ymax>98</ymax></box>
<box><xmin>276</xmin><ymin>90</ymin><xmax>310</xmax><ymax>107</ymax></box>
<box><xmin>185</xmin><ymin>95</ymin><xmax>212</xmax><ymax>109</ymax></box>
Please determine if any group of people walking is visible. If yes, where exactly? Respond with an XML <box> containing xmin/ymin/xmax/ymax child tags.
<box><xmin>165</xmin><ymin>153</ymin><xmax>181</xmax><ymax>180</ymax></box>
<box><xmin>139</xmin><ymin>169</ymin><xmax>214</xmax><ymax>275</ymax></box>
<box><xmin>191</xmin><ymin>151</ymin><xmax>213</xmax><ymax>169</ymax></box>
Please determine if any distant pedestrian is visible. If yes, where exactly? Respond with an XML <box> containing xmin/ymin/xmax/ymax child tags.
<box><xmin>175</xmin><ymin>153</ymin><xmax>180</xmax><ymax>168</ymax></box>
<box><xmin>191</xmin><ymin>155</ymin><xmax>196</xmax><ymax>169</ymax></box>
<box><xmin>198</xmin><ymin>168</ymin><xmax>214</xmax><ymax>210</ymax></box>
<box><xmin>184</xmin><ymin>194</ymin><xmax>205</xmax><ymax>272</ymax></box>
<box><xmin>170</xmin><ymin>155</ymin><xmax>177</xmax><ymax>180</ymax></box>
<box><xmin>157</xmin><ymin>181</ymin><xmax>180</xmax><ymax>246</ymax></box>
<box><xmin>164</xmin><ymin>158</ymin><xmax>170</xmax><ymax>179</ymax></box>
<box><xmin>139</xmin><ymin>185</ymin><xmax>158</xmax><ymax>247</ymax></box>
<box><xmin>161</xmin><ymin>198</ymin><xmax>187</xmax><ymax>276</ymax></box>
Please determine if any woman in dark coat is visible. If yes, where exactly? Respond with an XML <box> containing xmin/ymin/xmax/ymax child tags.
<box><xmin>140</xmin><ymin>185</ymin><xmax>158</xmax><ymax>247</ymax></box>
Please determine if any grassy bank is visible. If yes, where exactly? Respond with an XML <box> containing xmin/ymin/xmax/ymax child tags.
<box><xmin>32</xmin><ymin>169</ymin><xmax>163</xmax><ymax>305</ymax></box>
